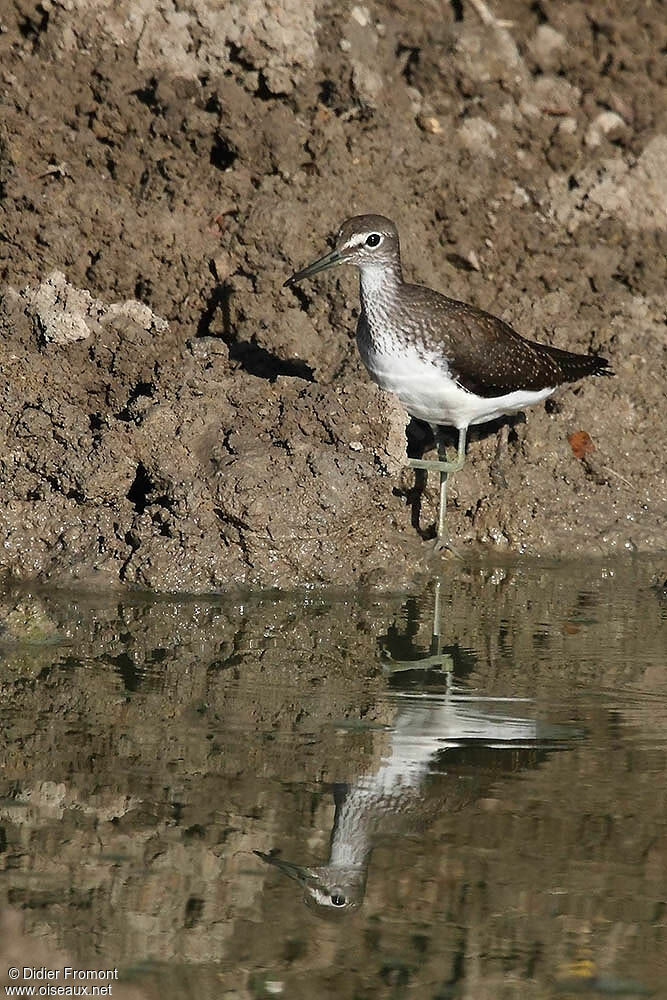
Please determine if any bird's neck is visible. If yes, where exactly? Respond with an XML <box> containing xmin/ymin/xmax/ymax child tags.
<box><xmin>328</xmin><ymin>760</ymin><xmax>421</xmax><ymax>869</ymax></box>
<box><xmin>359</xmin><ymin>261</ymin><xmax>403</xmax><ymax>312</ymax></box>
<box><xmin>328</xmin><ymin>785</ymin><xmax>375</xmax><ymax>868</ymax></box>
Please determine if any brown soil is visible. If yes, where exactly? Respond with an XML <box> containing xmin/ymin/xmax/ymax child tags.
<box><xmin>0</xmin><ymin>0</ymin><xmax>665</xmax><ymax>591</ymax></box>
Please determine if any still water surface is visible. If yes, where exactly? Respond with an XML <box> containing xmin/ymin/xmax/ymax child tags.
<box><xmin>0</xmin><ymin>558</ymin><xmax>666</xmax><ymax>999</ymax></box>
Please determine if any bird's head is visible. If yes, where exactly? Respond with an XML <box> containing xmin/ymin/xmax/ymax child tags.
<box><xmin>255</xmin><ymin>850</ymin><xmax>367</xmax><ymax>916</ymax></box>
<box><xmin>284</xmin><ymin>214</ymin><xmax>400</xmax><ymax>287</ymax></box>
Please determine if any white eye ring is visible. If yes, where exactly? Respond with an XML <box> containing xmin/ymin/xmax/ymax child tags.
<box><xmin>365</xmin><ymin>233</ymin><xmax>381</xmax><ymax>248</ymax></box>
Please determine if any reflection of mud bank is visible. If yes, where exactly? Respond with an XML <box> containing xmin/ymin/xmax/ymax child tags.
<box><xmin>1</xmin><ymin>1</ymin><xmax>665</xmax><ymax>590</ymax></box>
<box><xmin>1</xmin><ymin>561</ymin><xmax>666</xmax><ymax>995</ymax></box>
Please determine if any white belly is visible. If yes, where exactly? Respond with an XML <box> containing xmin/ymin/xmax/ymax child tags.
<box><xmin>359</xmin><ymin>340</ymin><xmax>554</xmax><ymax>429</ymax></box>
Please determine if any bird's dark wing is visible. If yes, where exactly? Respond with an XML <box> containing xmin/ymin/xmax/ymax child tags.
<box><xmin>410</xmin><ymin>291</ymin><xmax>613</xmax><ymax>398</ymax></box>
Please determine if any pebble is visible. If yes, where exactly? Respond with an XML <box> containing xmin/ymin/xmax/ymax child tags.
<box><xmin>585</xmin><ymin>111</ymin><xmax>626</xmax><ymax>148</ymax></box>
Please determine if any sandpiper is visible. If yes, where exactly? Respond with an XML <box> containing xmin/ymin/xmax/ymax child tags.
<box><xmin>256</xmin><ymin>691</ymin><xmax>573</xmax><ymax>913</ymax></box>
<box><xmin>255</xmin><ymin>578</ymin><xmax>578</xmax><ymax>914</ymax></box>
<box><xmin>285</xmin><ymin>214</ymin><xmax>613</xmax><ymax>549</ymax></box>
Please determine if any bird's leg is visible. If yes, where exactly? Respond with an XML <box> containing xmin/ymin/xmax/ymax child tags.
<box><xmin>435</xmin><ymin>429</ymin><xmax>449</xmax><ymax>543</ymax></box>
<box><xmin>435</xmin><ymin>426</ymin><xmax>466</xmax><ymax>548</ymax></box>
<box><xmin>407</xmin><ymin>425</ymin><xmax>467</xmax><ymax>474</ymax></box>
<box><xmin>408</xmin><ymin>426</ymin><xmax>467</xmax><ymax>551</ymax></box>
<box><xmin>382</xmin><ymin>578</ymin><xmax>455</xmax><ymax>676</ymax></box>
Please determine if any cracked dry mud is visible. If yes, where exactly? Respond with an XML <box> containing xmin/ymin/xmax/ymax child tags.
<box><xmin>0</xmin><ymin>0</ymin><xmax>665</xmax><ymax>591</ymax></box>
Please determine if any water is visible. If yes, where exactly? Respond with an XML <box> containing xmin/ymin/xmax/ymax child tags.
<box><xmin>0</xmin><ymin>558</ymin><xmax>665</xmax><ymax>999</ymax></box>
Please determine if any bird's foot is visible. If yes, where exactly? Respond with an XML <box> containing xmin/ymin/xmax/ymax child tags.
<box><xmin>408</xmin><ymin>456</ymin><xmax>465</xmax><ymax>475</ymax></box>
<box><xmin>382</xmin><ymin>652</ymin><xmax>454</xmax><ymax>676</ymax></box>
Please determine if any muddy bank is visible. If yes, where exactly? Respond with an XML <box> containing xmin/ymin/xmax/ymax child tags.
<box><xmin>0</xmin><ymin>0</ymin><xmax>665</xmax><ymax>590</ymax></box>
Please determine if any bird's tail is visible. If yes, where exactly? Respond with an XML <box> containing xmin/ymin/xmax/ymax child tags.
<box><xmin>541</xmin><ymin>344</ymin><xmax>615</xmax><ymax>383</ymax></box>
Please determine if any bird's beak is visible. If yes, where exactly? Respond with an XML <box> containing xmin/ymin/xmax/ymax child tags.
<box><xmin>254</xmin><ymin>850</ymin><xmax>312</xmax><ymax>886</ymax></box>
<box><xmin>283</xmin><ymin>247</ymin><xmax>342</xmax><ymax>287</ymax></box>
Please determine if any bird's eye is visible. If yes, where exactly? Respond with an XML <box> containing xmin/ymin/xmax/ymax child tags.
<box><xmin>365</xmin><ymin>233</ymin><xmax>381</xmax><ymax>247</ymax></box>
<box><xmin>330</xmin><ymin>894</ymin><xmax>346</xmax><ymax>907</ymax></box>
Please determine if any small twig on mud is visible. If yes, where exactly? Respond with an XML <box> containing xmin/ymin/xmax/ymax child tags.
<box><xmin>602</xmin><ymin>466</ymin><xmax>634</xmax><ymax>490</ymax></box>
<box><xmin>33</xmin><ymin>162</ymin><xmax>71</xmax><ymax>180</ymax></box>
<box><xmin>468</xmin><ymin>0</ymin><xmax>514</xmax><ymax>29</ymax></box>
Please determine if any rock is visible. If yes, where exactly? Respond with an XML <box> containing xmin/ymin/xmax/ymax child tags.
<box><xmin>345</xmin><ymin>3</ymin><xmax>383</xmax><ymax>107</ymax></box>
<box><xmin>558</xmin><ymin>117</ymin><xmax>579</xmax><ymax>136</ymax></box>
<box><xmin>351</xmin><ymin>61</ymin><xmax>384</xmax><ymax>106</ymax></box>
<box><xmin>17</xmin><ymin>271</ymin><xmax>99</xmax><ymax>345</ymax></box>
<box><xmin>585</xmin><ymin>111</ymin><xmax>627</xmax><ymax>148</ymax></box>
<box><xmin>528</xmin><ymin>75</ymin><xmax>581</xmax><ymax>116</ymax></box>
<box><xmin>458</xmin><ymin>117</ymin><xmax>498</xmax><ymax>157</ymax></box>
<box><xmin>350</xmin><ymin>4</ymin><xmax>371</xmax><ymax>27</ymax></box>
<box><xmin>9</xmin><ymin>272</ymin><xmax>169</xmax><ymax>346</ymax></box>
<box><xmin>550</xmin><ymin>134</ymin><xmax>667</xmax><ymax>231</ymax></box>
<box><xmin>417</xmin><ymin>114</ymin><xmax>443</xmax><ymax>134</ymax></box>
<box><xmin>528</xmin><ymin>25</ymin><xmax>567</xmax><ymax>72</ymax></box>
<box><xmin>105</xmin><ymin>300</ymin><xmax>169</xmax><ymax>333</ymax></box>
<box><xmin>0</xmin><ymin>597</ymin><xmax>59</xmax><ymax>644</ymax></box>
<box><xmin>455</xmin><ymin>21</ymin><xmax>528</xmax><ymax>87</ymax></box>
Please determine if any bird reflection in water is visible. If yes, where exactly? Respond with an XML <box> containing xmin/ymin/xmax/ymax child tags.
<box><xmin>256</xmin><ymin>580</ymin><xmax>578</xmax><ymax>914</ymax></box>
